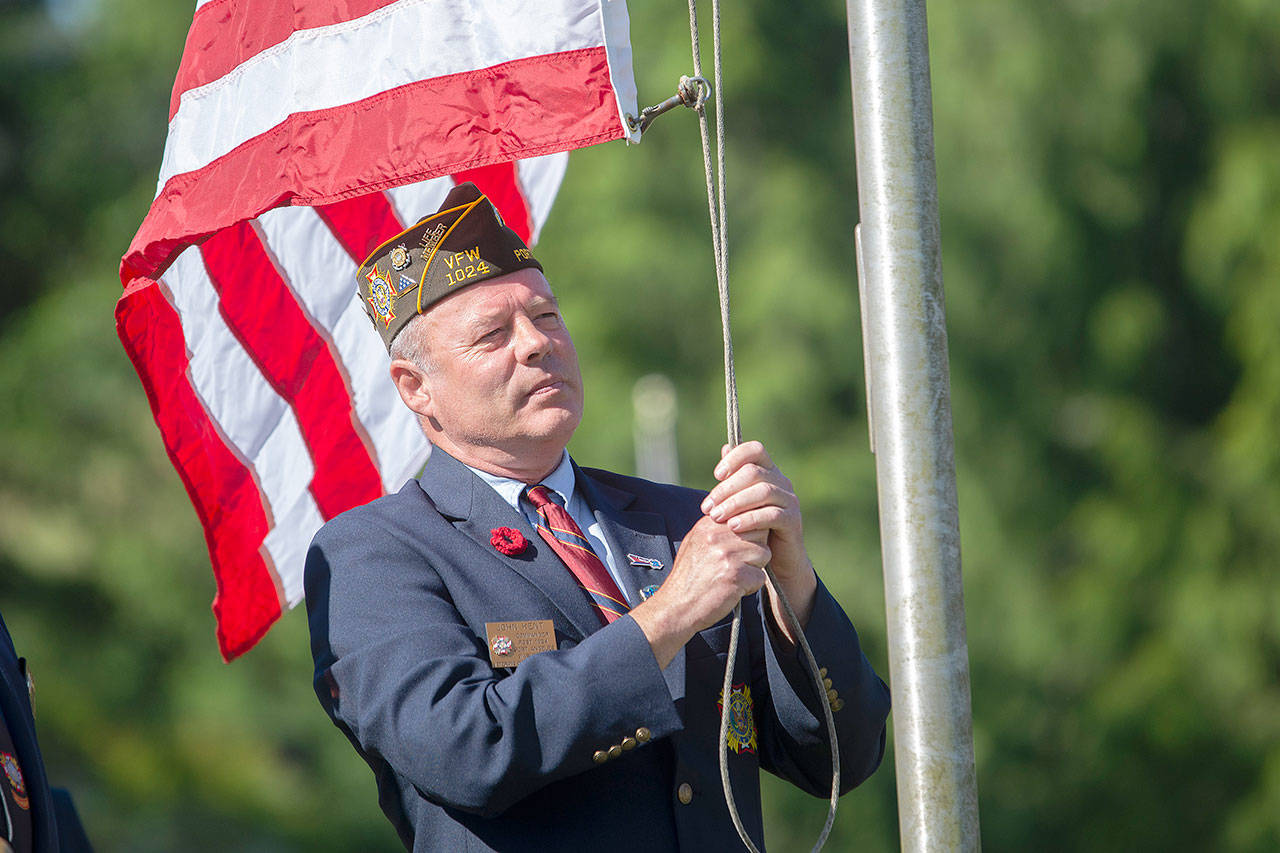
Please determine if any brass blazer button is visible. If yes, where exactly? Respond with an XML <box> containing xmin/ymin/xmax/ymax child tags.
<box><xmin>818</xmin><ymin>667</ymin><xmax>828</xmax><ymax>677</ymax></box>
<box><xmin>635</xmin><ymin>727</ymin><xmax>652</xmax><ymax>743</ymax></box>
<box><xmin>826</xmin><ymin>688</ymin><xmax>839</xmax><ymax>703</ymax></box>
<box><xmin>608</xmin><ymin>744</ymin><xmax>623</xmax><ymax>759</ymax></box>
<box><xmin>621</xmin><ymin>736</ymin><xmax>637</xmax><ymax>750</ymax></box>
<box><xmin>832</xmin><ymin>698</ymin><xmax>845</xmax><ymax>712</ymax></box>
<box><xmin>593</xmin><ymin>750</ymin><xmax>608</xmax><ymax>764</ymax></box>
<box><xmin>677</xmin><ymin>782</ymin><xmax>694</xmax><ymax>805</ymax></box>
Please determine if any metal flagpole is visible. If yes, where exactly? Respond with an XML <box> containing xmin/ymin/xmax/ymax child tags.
<box><xmin>844</xmin><ymin>0</ymin><xmax>981</xmax><ymax>849</ymax></box>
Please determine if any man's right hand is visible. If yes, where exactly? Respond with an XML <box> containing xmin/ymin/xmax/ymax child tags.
<box><xmin>629</xmin><ymin>515</ymin><xmax>771</xmax><ymax>669</ymax></box>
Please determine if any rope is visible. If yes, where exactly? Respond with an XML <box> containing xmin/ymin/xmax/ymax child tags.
<box><xmin>682</xmin><ymin>1</ymin><xmax>842</xmax><ymax>850</ymax></box>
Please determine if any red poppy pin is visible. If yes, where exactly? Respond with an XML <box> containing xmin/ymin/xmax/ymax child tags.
<box><xmin>490</xmin><ymin>527</ymin><xmax>528</xmax><ymax>556</ymax></box>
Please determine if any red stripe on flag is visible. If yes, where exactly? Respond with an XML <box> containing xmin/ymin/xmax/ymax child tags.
<box><xmin>315</xmin><ymin>192</ymin><xmax>407</xmax><ymax>264</ymax></box>
<box><xmin>115</xmin><ymin>276</ymin><xmax>282</xmax><ymax>661</ymax></box>
<box><xmin>125</xmin><ymin>48</ymin><xmax>619</xmax><ymax>283</ymax></box>
<box><xmin>170</xmin><ymin>0</ymin><xmax>399</xmax><ymax>119</ymax></box>
<box><xmin>199</xmin><ymin>222</ymin><xmax>384</xmax><ymax>518</ymax></box>
<box><xmin>452</xmin><ymin>162</ymin><xmax>534</xmax><ymax>244</ymax></box>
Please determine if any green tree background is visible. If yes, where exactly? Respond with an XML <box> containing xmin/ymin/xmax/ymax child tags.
<box><xmin>2</xmin><ymin>0</ymin><xmax>1278</xmax><ymax>848</ymax></box>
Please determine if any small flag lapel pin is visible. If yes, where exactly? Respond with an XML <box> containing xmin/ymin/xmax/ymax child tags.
<box><xmin>627</xmin><ymin>554</ymin><xmax>664</xmax><ymax>570</ymax></box>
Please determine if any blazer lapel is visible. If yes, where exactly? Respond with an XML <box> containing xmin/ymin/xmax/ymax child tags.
<box><xmin>417</xmin><ymin>447</ymin><xmax>602</xmax><ymax>639</ymax></box>
<box><xmin>575</xmin><ymin>464</ymin><xmax>686</xmax><ymax>705</ymax></box>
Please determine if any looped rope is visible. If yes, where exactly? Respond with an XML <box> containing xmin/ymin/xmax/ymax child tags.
<box><xmin>628</xmin><ymin>75</ymin><xmax>712</xmax><ymax>134</ymax></box>
<box><xmin>678</xmin><ymin>75</ymin><xmax>711</xmax><ymax>110</ymax></box>
<box><xmin>682</xmin><ymin>0</ymin><xmax>842</xmax><ymax>850</ymax></box>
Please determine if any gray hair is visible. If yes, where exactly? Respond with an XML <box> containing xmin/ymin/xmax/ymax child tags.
<box><xmin>389</xmin><ymin>313</ymin><xmax>434</xmax><ymax>372</ymax></box>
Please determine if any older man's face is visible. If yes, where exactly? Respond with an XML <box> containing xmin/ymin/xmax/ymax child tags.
<box><xmin>413</xmin><ymin>268</ymin><xmax>583</xmax><ymax>463</ymax></box>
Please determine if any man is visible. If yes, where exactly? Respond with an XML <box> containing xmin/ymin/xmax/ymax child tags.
<box><xmin>1</xmin><ymin>610</ymin><xmax>92</xmax><ymax>853</ymax></box>
<box><xmin>305</xmin><ymin>183</ymin><xmax>890</xmax><ymax>851</ymax></box>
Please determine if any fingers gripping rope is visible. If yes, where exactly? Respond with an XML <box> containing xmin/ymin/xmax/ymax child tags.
<box><xmin>680</xmin><ymin>0</ymin><xmax>843</xmax><ymax>850</ymax></box>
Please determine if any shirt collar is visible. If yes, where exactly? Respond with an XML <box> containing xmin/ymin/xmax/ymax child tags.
<box><xmin>467</xmin><ymin>450</ymin><xmax>576</xmax><ymax>513</ymax></box>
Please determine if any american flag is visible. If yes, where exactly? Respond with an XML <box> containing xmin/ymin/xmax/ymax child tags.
<box><xmin>117</xmin><ymin>0</ymin><xmax>640</xmax><ymax>660</ymax></box>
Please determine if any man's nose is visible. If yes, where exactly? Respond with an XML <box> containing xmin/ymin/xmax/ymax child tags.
<box><xmin>512</xmin><ymin>315</ymin><xmax>553</xmax><ymax>362</ymax></box>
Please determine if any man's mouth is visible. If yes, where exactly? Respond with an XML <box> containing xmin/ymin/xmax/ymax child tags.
<box><xmin>529</xmin><ymin>378</ymin><xmax>565</xmax><ymax>396</ymax></box>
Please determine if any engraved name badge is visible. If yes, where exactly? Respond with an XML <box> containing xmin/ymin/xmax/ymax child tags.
<box><xmin>484</xmin><ymin>619</ymin><xmax>557</xmax><ymax>668</ymax></box>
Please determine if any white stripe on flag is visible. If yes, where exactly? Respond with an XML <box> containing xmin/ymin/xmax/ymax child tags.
<box><xmin>599</xmin><ymin>0</ymin><xmax>640</xmax><ymax>142</ymax></box>
<box><xmin>255</xmin><ymin>205</ymin><xmax>429</xmax><ymax>493</ymax></box>
<box><xmin>162</xmin><ymin>247</ymin><xmax>325</xmax><ymax>605</ymax></box>
<box><xmin>385</xmin><ymin>177</ymin><xmax>457</xmax><ymax>231</ymax></box>
<box><xmin>159</xmin><ymin>0</ymin><xmax>606</xmax><ymax>194</ymax></box>
<box><xmin>516</xmin><ymin>154</ymin><xmax>570</xmax><ymax>243</ymax></box>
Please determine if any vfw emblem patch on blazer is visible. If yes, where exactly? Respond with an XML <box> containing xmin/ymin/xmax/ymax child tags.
<box><xmin>718</xmin><ymin>684</ymin><xmax>758</xmax><ymax>754</ymax></box>
<box><xmin>1</xmin><ymin>751</ymin><xmax>27</xmax><ymax>809</ymax></box>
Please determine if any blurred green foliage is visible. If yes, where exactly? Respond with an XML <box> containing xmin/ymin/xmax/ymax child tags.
<box><xmin>1</xmin><ymin>0</ymin><xmax>1278</xmax><ymax>849</ymax></box>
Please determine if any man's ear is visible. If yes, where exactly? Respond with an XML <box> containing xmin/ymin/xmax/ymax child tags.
<box><xmin>390</xmin><ymin>358</ymin><xmax>435</xmax><ymax>420</ymax></box>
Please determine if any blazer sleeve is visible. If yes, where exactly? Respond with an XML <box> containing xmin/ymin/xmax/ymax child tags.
<box><xmin>750</xmin><ymin>576</ymin><xmax>891</xmax><ymax>796</ymax></box>
<box><xmin>580</xmin><ymin>470</ymin><xmax>891</xmax><ymax>801</ymax></box>
<box><xmin>51</xmin><ymin>789</ymin><xmax>94</xmax><ymax>853</ymax></box>
<box><xmin>305</xmin><ymin>510</ymin><xmax>685</xmax><ymax>819</ymax></box>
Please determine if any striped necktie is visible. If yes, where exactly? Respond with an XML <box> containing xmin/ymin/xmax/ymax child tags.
<box><xmin>525</xmin><ymin>485</ymin><xmax>629</xmax><ymax>624</ymax></box>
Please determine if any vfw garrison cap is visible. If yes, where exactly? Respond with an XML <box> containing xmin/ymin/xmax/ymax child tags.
<box><xmin>356</xmin><ymin>181</ymin><xmax>543</xmax><ymax>351</ymax></box>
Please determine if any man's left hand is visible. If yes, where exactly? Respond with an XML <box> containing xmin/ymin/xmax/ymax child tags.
<box><xmin>700</xmin><ymin>441</ymin><xmax>818</xmax><ymax>639</ymax></box>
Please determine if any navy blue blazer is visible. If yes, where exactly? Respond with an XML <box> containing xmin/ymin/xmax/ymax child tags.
<box><xmin>1</xmin><ymin>612</ymin><xmax>92</xmax><ymax>852</ymax></box>
<box><xmin>305</xmin><ymin>447</ymin><xmax>889</xmax><ymax>851</ymax></box>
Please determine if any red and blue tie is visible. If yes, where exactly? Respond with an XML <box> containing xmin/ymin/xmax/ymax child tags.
<box><xmin>525</xmin><ymin>485</ymin><xmax>629</xmax><ymax>624</ymax></box>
